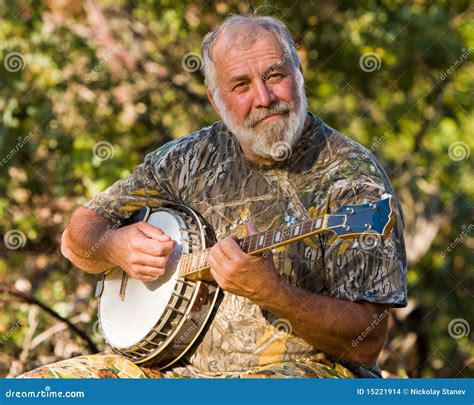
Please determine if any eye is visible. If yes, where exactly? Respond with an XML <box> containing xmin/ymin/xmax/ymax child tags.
<box><xmin>232</xmin><ymin>82</ymin><xmax>249</xmax><ymax>91</ymax></box>
<box><xmin>266</xmin><ymin>73</ymin><xmax>285</xmax><ymax>81</ymax></box>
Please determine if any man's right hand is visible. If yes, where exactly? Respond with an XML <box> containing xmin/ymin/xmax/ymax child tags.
<box><xmin>104</xmin><ymin>221</ymin><xmax>176</xmax><ymax>281</ymax></box>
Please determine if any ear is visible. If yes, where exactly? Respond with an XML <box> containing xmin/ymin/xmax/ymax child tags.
<box><xmin>207</xmin><ymin>89</ymin><xmax>222</xmax><ymax>118</ymax></box>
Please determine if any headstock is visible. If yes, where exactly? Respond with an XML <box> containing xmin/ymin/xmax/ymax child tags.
<box><xmin>327</xmin><ymin>195</ymin><xmax>396</xmax><ymax>239</ymax></box>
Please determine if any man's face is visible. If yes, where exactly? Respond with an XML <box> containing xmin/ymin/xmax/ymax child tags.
<box><xmin>209</xmin><ymin>31</ymin><xmax>307</xmax><ymax>161</ymax></box>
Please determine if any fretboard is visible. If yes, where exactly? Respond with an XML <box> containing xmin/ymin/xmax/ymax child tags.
<box><xmin>179</xmin><ymin>214</ymin><xmax>330</xmax><ymax>278</ymax></box>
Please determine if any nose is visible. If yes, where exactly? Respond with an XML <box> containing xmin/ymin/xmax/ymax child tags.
<box><xmin>253</xmin><ymin>80</ymin><xmax>275</xmax><ymax>109</ymax></box>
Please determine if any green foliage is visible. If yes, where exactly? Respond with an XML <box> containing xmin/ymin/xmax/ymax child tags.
<box><xmin>0</xmin><ymin>0</ymin><xmax>472</xmax><ymax>377</ymax></box>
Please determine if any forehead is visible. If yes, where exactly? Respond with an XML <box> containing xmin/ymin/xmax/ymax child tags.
<box><xmin>212</xmin><ymin>30</ymin><xmax>287</xmax><ymax>79</ymax></box>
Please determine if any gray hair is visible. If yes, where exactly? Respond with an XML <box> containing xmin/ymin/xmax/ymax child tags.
<box><xmin>201</xmin><ymin>15</ymin><xmax>301</xmax><ymax>93</ymax></box>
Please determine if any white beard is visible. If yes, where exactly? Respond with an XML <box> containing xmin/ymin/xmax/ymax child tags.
<box><xmin>214</xmin><ymin>69</ymin><xmax>308</xmax><ymax>161</ymax></box>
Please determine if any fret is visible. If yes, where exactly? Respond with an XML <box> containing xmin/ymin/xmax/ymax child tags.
<box><xmin>185</xmin><ymin>255</ymin><xmax>192</xmax><ymax>274</ymax></box>
<box><xmin>194</xmin><ymin>252</ymin><xmax>201</xmax><ymax>270</ymax></box>
<box><xmin>246</xmin><ymin>234</ymin><xmax>252</xmax><ymax>252</ymax></box>
<box><xmin>185</xmin><ymin>254</ymin><xmax>190</xmax><ymax>271</ymax></box>
<box><xmin>254</xmin><ymin>233</ymin><xmax>260</xmax><ymax>251</ymax></box>
<box><xmin>240</xmin><ymin>237</ymin><xmax>248</xmax><ymax>253</ymax></box>
<box><xmin>252</xmin><ymin>234</ymin><xmax>259</xmax><ymax>251</ymax></box>
<box><xmin>294</xmin><ymin>224</ymin><xmax>301</xmax><ymax>236</ymax></box>
<box><xmin>282</xmin><ymin>227</ymin><xmax>291</xmax><ymax>240</ymax></box>
<box><xmin>187</xmin><ymin>254</ymin><xmax>194</xmax><ymax>273</ymax></box>
<box><xmin>200</xmin><ymin>250</ymin><xmax>209</xmax><ymax>268</ymax></box>
<box><xmin>274</xmin><ymin>230</ymin><xmax>281</xmax><ymax>242</ymax></box>
<box><xmin>315</xmin><ymin>218</ymin><xmax>322</xmax><ymax>230</ymax></box>
<box><xmin>258</xmin><ymin>233</ymin><xmax>265</xmax><ymax>248</ymax></box>
<box><xmin>180</xmin><ymin>254</ymin><xmax>188</xmax><ymax>275</ymax></box>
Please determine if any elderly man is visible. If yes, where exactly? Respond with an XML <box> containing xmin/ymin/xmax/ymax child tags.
<box><xmin>19</xmin><ymin>14</ymin><xmax>406</xmax><ymax>379</ymax></box>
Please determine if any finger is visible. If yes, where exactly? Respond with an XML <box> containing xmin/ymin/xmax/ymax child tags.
<box><xmin>136</xmin><ymin>238</ymin><xmax>176</xmax><ymax>256</ymax></box>
<box><xmin>209</xmin><ymin>244</ymin><xmax>231</xmax><ymax>269</ymax></box>
<box><xmin>132</xmin><ymin>254</ymin><xmax>168</xmax><ymax>268</ymax></box>
<box><xmin>219</xmin><ymin>236</ymin><xmax>245</xmax><ymax>259</ymax></box>
<box><xmin>135</xmin><ymin>273</ymin><xmax>162</xmax><ymax>282</ymax></box>
<box><xmin>129</xmin><ymin>265</ymin><xmax>165</xmax><ymax>279</ymax></box>
<box><xmin>209</xmin><ymin>267</ymin><xmax>225</xmax><ymax>288</ymax></box>
<box><xmin>138</xmin><ymin>222</ymin><xmax>172</xmax><ymax>242</ymax></box>
<box><xmin>246</xmin><ymin>221</ymin><xmax>258</xmax><ymax>235</ymax></box>
<box><xmin>207</xmin><ymin>248</ymin><xmax>226</xmax><ymax>272</ymax></box>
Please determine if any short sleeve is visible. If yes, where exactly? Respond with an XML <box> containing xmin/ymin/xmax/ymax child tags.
<box><xmin>83</xmin><ymin>146</ymin><xmax>178</xmax><ymax>226</ymax></box>
<box><xmin>321</xmin><ymin>158</ymin><xmax>407</xmax><ymax>308</ymax></box>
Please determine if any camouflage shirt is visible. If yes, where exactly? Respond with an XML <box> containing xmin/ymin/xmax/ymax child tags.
<box><xmin>84</xmin><ymin>112</ymin><xmax>407</xmax><ymax>377</ymax></box>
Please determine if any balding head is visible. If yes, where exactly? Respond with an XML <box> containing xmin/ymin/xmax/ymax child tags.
<box><xmin>201</xmin><ymin>15</ymin><xmax>301</xmax><ymax>93</ymax></box>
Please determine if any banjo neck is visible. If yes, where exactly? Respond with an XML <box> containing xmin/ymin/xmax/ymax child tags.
<box><xmin>179</xmin><ymin>196</ymin><xmax>395</xmax><ymax>281</ymax></box>
<box><xmin>179</xmin><ymin>214</ymin><xmax>331</xmax><ymax>281</ymax></box>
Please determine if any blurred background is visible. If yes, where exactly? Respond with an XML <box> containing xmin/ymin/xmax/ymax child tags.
<box><xmin>0</xmin><ymin>0</ymin><xmax>472</xmax><ymax>378</ymax></box>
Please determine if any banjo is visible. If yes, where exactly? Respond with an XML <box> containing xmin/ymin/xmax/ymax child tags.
<box><xmin>96</xmin><ymin>196</ymin><xmax>396</xmax><ymax>369</ymax></box>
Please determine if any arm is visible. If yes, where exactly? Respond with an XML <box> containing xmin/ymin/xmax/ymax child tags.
<box><xmin>61</xmin><ymin>206</ymin><xmax>118</xmax><ymax>274</ymax></box>
<box><xmin>207</xmin><ymin>233</ymin><xmax>389</xmax><ymax>366</ymax></box>
<box><xmin>255</xmin><ymin>277</ymin><xmax>389</xmax><ymax>366</ymax></box>
<box><xmin>61</xmin><ymin>207</ymin><xmax>176</xmax><ymax>281</ymax></box>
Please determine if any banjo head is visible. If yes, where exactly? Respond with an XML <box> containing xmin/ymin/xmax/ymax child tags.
<box><xmin>98</xmin><ymin>210</ymin><xmax>183</xmax><ymax>349</ymax></box>
<box><xmin>97</xmin><ymin>204</ymin><xmax>220</xmax><ymax>369</ymax></box>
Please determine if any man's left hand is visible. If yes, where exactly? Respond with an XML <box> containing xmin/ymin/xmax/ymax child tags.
<box><xmin>207</xmin><ymin>223</ymin><xmax>280</xmax><ymax>303</ymax></box>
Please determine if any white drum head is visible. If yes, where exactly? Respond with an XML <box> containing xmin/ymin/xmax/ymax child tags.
<box><xmin>99</xmin><ymin>210</ymin><xmax>183</xmax><ymax>348</ymax></box>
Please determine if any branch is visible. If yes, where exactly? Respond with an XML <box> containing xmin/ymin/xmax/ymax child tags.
<box><xmin>3</xmin><ymin>286</ymin><xmax>99</xmax><ymax>353</ymax></box>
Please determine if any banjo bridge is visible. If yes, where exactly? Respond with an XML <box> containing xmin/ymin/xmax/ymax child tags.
<box><xmin>119</xmin><ymin>272</ymin><xmax>129</xmax><ymax>302</ymax></box>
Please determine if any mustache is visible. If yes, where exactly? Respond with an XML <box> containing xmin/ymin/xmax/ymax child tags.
<box><xmin>245</xmin><ymin>101</ymin><xmax>293</xmax><ymax>127</ymax></box>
